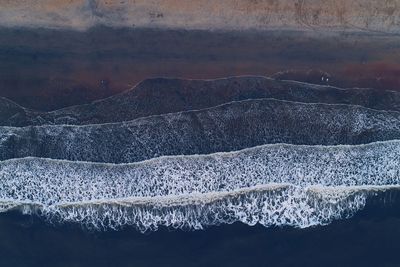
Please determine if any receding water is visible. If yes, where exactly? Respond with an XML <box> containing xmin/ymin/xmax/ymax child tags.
<box><xmin>1</xmin><ymin>190</ymin><xmax>400</xmax><ymax>267</ymax></box>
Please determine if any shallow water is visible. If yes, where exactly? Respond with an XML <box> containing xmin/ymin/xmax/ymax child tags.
<box><xmin>1</xmin><ymin>27</ymin><xmax>400</xmax><ymax>110</ymax></box>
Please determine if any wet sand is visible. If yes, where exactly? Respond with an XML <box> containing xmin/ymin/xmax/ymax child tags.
<box><xmin>1</xmin><ymin>27</ymin><xmax>400</xmax><ymax>110</ymax></box>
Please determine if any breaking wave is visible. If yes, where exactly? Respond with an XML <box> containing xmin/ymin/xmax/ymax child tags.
<box><xmin>0</xmin><ymin>140</ymin><xmax>399</xmax><ymax>231</ymax></box>
<box><xmin>2</xmin><ymin>98</ymin><xmax>400</xmax><ymax>163</ymax></box>
<box><xmin>2</xmin><ymin>184</ymin><xmax>394</xmax><ymax>232</ymax></box>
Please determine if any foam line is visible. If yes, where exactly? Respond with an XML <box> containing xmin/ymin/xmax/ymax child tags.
<box><xmin>2</xmin><ymin>98</ymin><xmax>400</xmax><ymax>163</ymax></box>
<box><xmin>3</xmin><ymin>76</ymin><xmax>400</xmax><ymax>126</ymax></box>
<box><xmin>0</xmin><ymin>140</ymin><xmax>399</xmax><ymax>230</ymax></box>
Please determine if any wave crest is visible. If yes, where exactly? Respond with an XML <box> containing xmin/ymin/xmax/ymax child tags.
<box><xmin>2</xmin><ymin>185</ymin><xmax>376</xmax><ymax>232</ymax></box>
<box><xmin>0</xmin><ymin>140</ymin><xmax>399</xmax><ymax>230</ymax></box>
<box><xmin>2</xmin><ymin>98</ymin><xmax>400</xmax><ymax>163</ymax></box>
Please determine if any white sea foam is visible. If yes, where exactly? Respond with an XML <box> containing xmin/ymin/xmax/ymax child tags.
<box><xmin>1</xmin><ymin>184</ymin><xmax>396</xmax><ymax>232</ymax></box>
<box><xmin>0</xmin><ymin>140</ymin><xmax>399</xmax><ymax>231</ymax></box>
<box><xmin>2</xmin><ymin>98</ymin><xmax>400</xmax><ymax>163</ymax></box>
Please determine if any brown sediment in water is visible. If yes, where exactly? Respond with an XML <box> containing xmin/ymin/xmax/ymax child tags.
<box><xmin>340</xmin><ymin>62</ymin><xmax>400</xmax><ymax>89</ymax></box>
<box><xmin>1</xmin><ymin>0</ymin><xmax>400</xmax><ymax>110</ymax></box>
<box><xmin>1</xmin><ymin>27</ymin><xmax>400</xmax><ymax>110</ymax></box>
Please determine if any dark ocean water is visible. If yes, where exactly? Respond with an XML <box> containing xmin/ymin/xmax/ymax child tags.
<box><xmin>1</xmin><ymin>191</ymin><xmax>400</xmax><ymax>267</ymax></box>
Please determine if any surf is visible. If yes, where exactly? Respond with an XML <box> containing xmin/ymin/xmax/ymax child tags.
<box><xmin>1</xmin><ymin>140</ymin><xmax>400</xmax><ymax>231</ymax></box>
<box><xmin>2</xmin><ymin>98</ymin><xmax>400</xmax><ymax>163</ymax></box>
